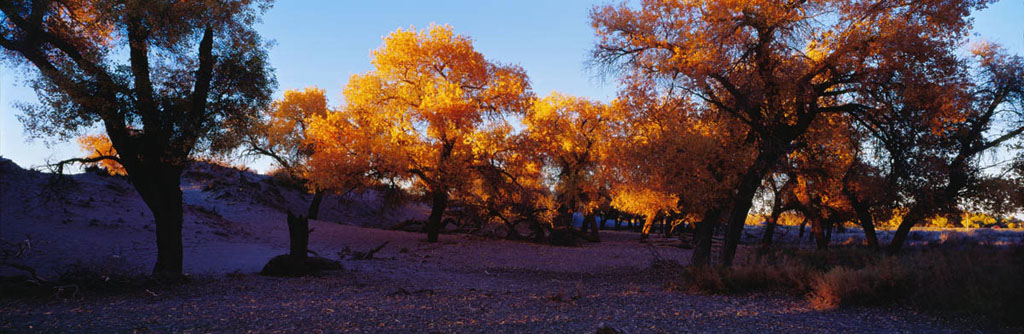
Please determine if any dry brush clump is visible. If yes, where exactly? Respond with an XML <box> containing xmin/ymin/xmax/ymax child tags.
<box><xmin>683</xmin><ymin>245</ymin><xmax>1024</xmax><ymax>326</ymax></box>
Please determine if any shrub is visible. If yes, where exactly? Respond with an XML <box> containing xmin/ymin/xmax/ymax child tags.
<box><xmin>683</xmin><ymin>245</ymin><xmax>1024</xmax><ymax>326</ymax></box>
<box><xmin>808</xmin><ymin>257</ymin><xmax>911</xmax><ymax>310</ymax></box>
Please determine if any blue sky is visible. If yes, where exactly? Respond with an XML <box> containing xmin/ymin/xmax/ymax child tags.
<box><xmin>1</xmin><ymin>0</ymin><xmax>1022</xmax><ymax>172</ymax></box>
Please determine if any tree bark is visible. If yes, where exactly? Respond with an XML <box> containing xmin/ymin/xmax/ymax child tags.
<box><xmin>691</xmin><ymin>206</ymin><xmax>724</xmax><ymax>267</ymax></box>
<box><xmin>286</xmin><ymin>211</ymin><xmax>309</xmax><ymax>261</ymax></box>
<box><xmin>663</xmin><ymin>216</ymin><xmax>673</xmax><ymax>238</ymax></box>
<box><xmin>810</xmin><ymin>216</ymin><xmax>828</xmax><ymax>250</ymax></box>
<box><xmin>130</xmin><ymin>166</ymin><xmax>186</xmax><ymax>277</ymax></box>
<box><xmin>307</xmin><ymin>190</ymin><xmax>326</xmax><ymax>220</ymax></box>
<box><xmin>425</xmin><ymin>190</ymin><xmax>448</xmax><ymax>242</ymax></box>
<box><xmin>888</xmin><ymin>205</ymin><xmax>925</xmax><ymax>253</ymax></box>
<box><xmin>583</xmin><ymin>213</ymin><xmax>600</xmax><ymax>242</ymax></box>
<box><xmin>889</xmin><ymin>169</ymin><xmax>967</xmax><ymax>253</ymax></box>
<box><xmin>760</xmin><ymin>211</ymin><xmax>780</xmax><ymax>246</ymax></box>
<box><xmin>640</xmin><ymin>213</ymin><xmax>656</xmax><ymax>243</ymax></box>
<box><xmin>720</xmin><ymin>167</ymin><xmax>769</xmax><ymax>267</ymax></box>
<box><xmin>824</xmin><ymin>218</ymin><xmax>834</xmax><ymax>245</ymax></box>
<box><xmin>850</xmin><ymin>200</ymin><xmax>879</xmax><ymax>249</ymax></box>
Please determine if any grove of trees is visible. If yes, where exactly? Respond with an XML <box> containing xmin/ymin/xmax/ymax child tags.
<box><xmin>4</xmin><ymin>0</ymin><xmax>1022</xmax><ymax>274</ymax></box>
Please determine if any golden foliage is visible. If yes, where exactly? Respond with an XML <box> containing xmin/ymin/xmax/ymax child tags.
<box><xmin>307</xmin><ymin>24</ymin><xmax>532</xmax><ymax>197</ymax></box>
<box><xmin>76</xmin><ymin>133</ymin><xmax>125</xmax><ymax>175</ymax></box>
<box><xmin>610</xmin><ymin>185</ymin><xmax>677</xmax><ymax>217</ymax></box>
<box><xmin>523</xmin><ymin>92</ymin><xmax>610</xmax><ymax>215</ymax></box>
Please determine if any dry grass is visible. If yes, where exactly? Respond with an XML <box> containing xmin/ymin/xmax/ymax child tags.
<box><xmin>684</xmin><ymin>245</ymin><xmax>1024</xmax><ymax>326</ymax></box>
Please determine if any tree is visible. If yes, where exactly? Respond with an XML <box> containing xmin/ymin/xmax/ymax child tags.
<box><xmin>523</xmin><ymin>92</ymin><xmax>609</xmax><ymax>233</ymax></box>
<box><xmin>247</xmin><ymin>87</ymin><xmax>334</xmax><ymax>219</ymax></box>
<box><xmin>605</xmin><ymin>73</ymin><xmax>752</xmax><ymax>264</ymax></box>
<box><xmin>314</xmin><ymin>24</ymin><xmax>532</xmax><ymax>242</ymax></box>
<box><xmin>459</xmin><ymin>128</ymin><xmax>554</xmax><ymax>241</ymax></box>
<box><xmin>1</xmin><ymin>0</ymin><xmax>275</xmax><ymax>276</ymax></box>
<box><xmin>609</xmin><ymin>185</ymin><xmax>677</xmax><ymax>242</ymax></box>
<box><xmin>591</xmin><ymin>0</ymin><xmax>988</xmax><ymax>266</ymax></box>
<box><xmin>880</xmin><ymin>42</ymin><xmax>1024</xmax><ymax>252</ymax></box>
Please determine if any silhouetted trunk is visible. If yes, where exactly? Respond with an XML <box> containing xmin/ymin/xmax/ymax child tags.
<box><xmin>851</xmin><ymin>200</ymin><xmax>879</xmax><ymax>249</ymax></box>
<box><xmin>286</xmin><ymin>211</ymin><xmax>309</xmax><ymax>261</ymax></box>
<box><xmin>531</xmin><ymin>220</ymin><xmax>547</xmax><ymax>243</ymax></box>
<box><xmin>553</xmin><ymin>204</ymin><xmax>573</xmax><ymax>229</ymax></box>
<box><xmin>130</xmin><ymin>165</ymin><xmax>186</xmax><ymax>277</ymax></box>
<box><xmin>663</xmin><ymin>216</ymin><xmax>673</xmax><ymax>238</ymax></box>
<box><xmin>760</xmin><ymin>211</ymin><xmax>780</xmax><ymax>246</ymax></box>
<box><xmin>583</xmin><ymin>213</ymin><xmax>600</xmax><ymax>242</ymax></box>
<box><xmin>798</xmin><ymin>219</ymin><xmax>807</xmax><ymax>240</ymax></box>
<box><xmin>307</xmin><ymin>190</ymin><xmax>326</xmax><ymax>220</ymax></box>
<box><xmin>889</xmin><ymin>205</ymin><xmax>925</xmax><ymax>253</ymax></box>
<box><xmin>425</xmin><ymin>191</ymin><xmax>448</xmax><ymax>242</ymax></box>
<box><xmin>720</xmin><ymin>165</ymin><xmax>768</xmax><ymax>266</ymax></box>
<box><xmin>810</xmin><ymin>216</ymin><xmax>827</xmax><ymax>250</ymax></box>
<box><xmin>640</xmin><ymin>213</ymin><xmax>656</xmax><ymax>243</ymax></box>
<box><xmin>691</xmin><ymin>206</ymin><xmax>724</xmax><ymax>267</ymax></box>
<box><xmin>889</xmin><ymin>168</ymin><xmax>967</xmax><ymax>253</ymax></box>
<box><xmin>824</xmin><ymin>218</ymin><xmax>834</xmax><ymax>245</ymax></box>
<box><xmin>719</xmin><ymin>137</ymin><xmax>793</xmax><ymax>266</ymax></box>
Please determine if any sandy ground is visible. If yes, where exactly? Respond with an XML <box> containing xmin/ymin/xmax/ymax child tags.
<box><xmin>1</xmin><ymin>230</ymin><xmax>1009</xmax><ymax>333</ymax></box>
<box><xmin>1</xmin><ymin>158</ymin><xmax>1020</xmax><ymax>333</ymax></box>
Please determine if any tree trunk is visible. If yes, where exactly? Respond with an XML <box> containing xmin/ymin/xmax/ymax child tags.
<box><xmin>152</xmin><ymin>191</ymin><xmax>184</xmax><ymax>276</ymax></box>
<box><xmin>640</xmin><ymin>213</ymin><xmax>656</xmax><ymax>243</ymax></box>
<box><xmin>584</xmin><ymin>213</ymin><xmax>600</xmax><ymax>242</ymax></box>
<box><xmin>798</xmin><ymin>219</ymin><xmax>807</xmax><ymax>240</ymax></box>
<box><xmin>810</xmin><ymin>216</ymin><xmax>827</xmax><ymax>250</ymax></box>
<box><xmin>890</xmin><ymin>169</ymin><xmax>967</xmax><ymax>253</ymax></box>
<box><xmin>425</xmin><ymin>190</ymin><xmax>448</xmax><ymax>242</ymax></box>
<box><xmin>720</xmin><ymin>169</ymin><xmax>767</xmax><ymax>267</ymax></box>
<box><xmin>824</xmin><ymin>219</ymin><xmax>834</xmax><ymax>245</ymax></box>
<box><xmin>307</xmin><ymin>190</ymin><xmax>326</xmax><ymax>220</ymax></box>
<box><xmin>663</xmin><ymin>216</ymin><xmax>672</xmax><ymax>238</ymax></box>
<box><xmin>852</xmin><ymin>201</ymin><xmax>879</xmax><ymax>249</ymax></box>
<box><xmin>888</xmin><ymin>205</ymin><xmax>925</xmax><ymax>253</ymax></box>
<box><xmin>531</xmin><ymin>220</ymin><xmax>547</xmax><ymax>243</ymax></box>
<box><xmin>131</xmin><ymin>166</ymin><xmax>186</xmax><ymax>277</ymax></box>
<box><xmin>286</xmin><ymin>211</ymin><xmax>309</xmax><ymax>261</ymax></box>
<box><xmin>691</xmin><ymin>207</ymin><xmax>723</xmax><ymax>267</ymax></box>
<box><xmin>761</xmin><ymin>211</ymin><xmax>779</xmax><ymax>246</ymax></box>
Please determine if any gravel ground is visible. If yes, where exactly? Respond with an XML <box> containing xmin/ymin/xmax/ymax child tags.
<box><xmin>1</xmin><ymin>232</ymin><xmax>1012</xmax><ymax>334</ymax></box>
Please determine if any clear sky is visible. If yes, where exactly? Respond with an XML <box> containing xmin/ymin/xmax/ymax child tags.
<box><xmin>1</xmin><ymin>0</ymin><xmax>1022</xmax><ymax>173</ymax></box>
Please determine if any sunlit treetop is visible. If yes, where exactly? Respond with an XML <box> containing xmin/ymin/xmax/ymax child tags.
<box><xmin>591</xmin><ymin>0</ymin><xmax>991</xmax><ymax>140</ymax></box>
<box><xmin>250</xmin><ymin>86</ymin><xmax>329</xmax><ymax>177</ymax></box>
<box><xmin>523</xmin><ymin>92</ymin><xmax>612</xmax><ymax>215</ymax></box>
<box><xmin>310</xmin><ymin>24</ymin><xmax>533</xmax><ymax>195</ymax></box>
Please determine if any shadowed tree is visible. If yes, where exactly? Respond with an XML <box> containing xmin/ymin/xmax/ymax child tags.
<box><xmin>878</xmin><ymin>43</ymin><xmax>1024</xmax><ymax>252</ymax></box>
<box><xmin>591</xmin><ymin>0</ymin><xmax>990</xmax><ymax>266</ymax></box>
<box><xmin>0</xmin><ymin>0</ymin><xmax>275</xmax><ymax>276</ymax></box>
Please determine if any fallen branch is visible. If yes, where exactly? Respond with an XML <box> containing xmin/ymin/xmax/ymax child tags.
<box><xmin>338</xmin><ymin>241</ymin><xmax>390</xmax><ymax>260</ymax></box>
